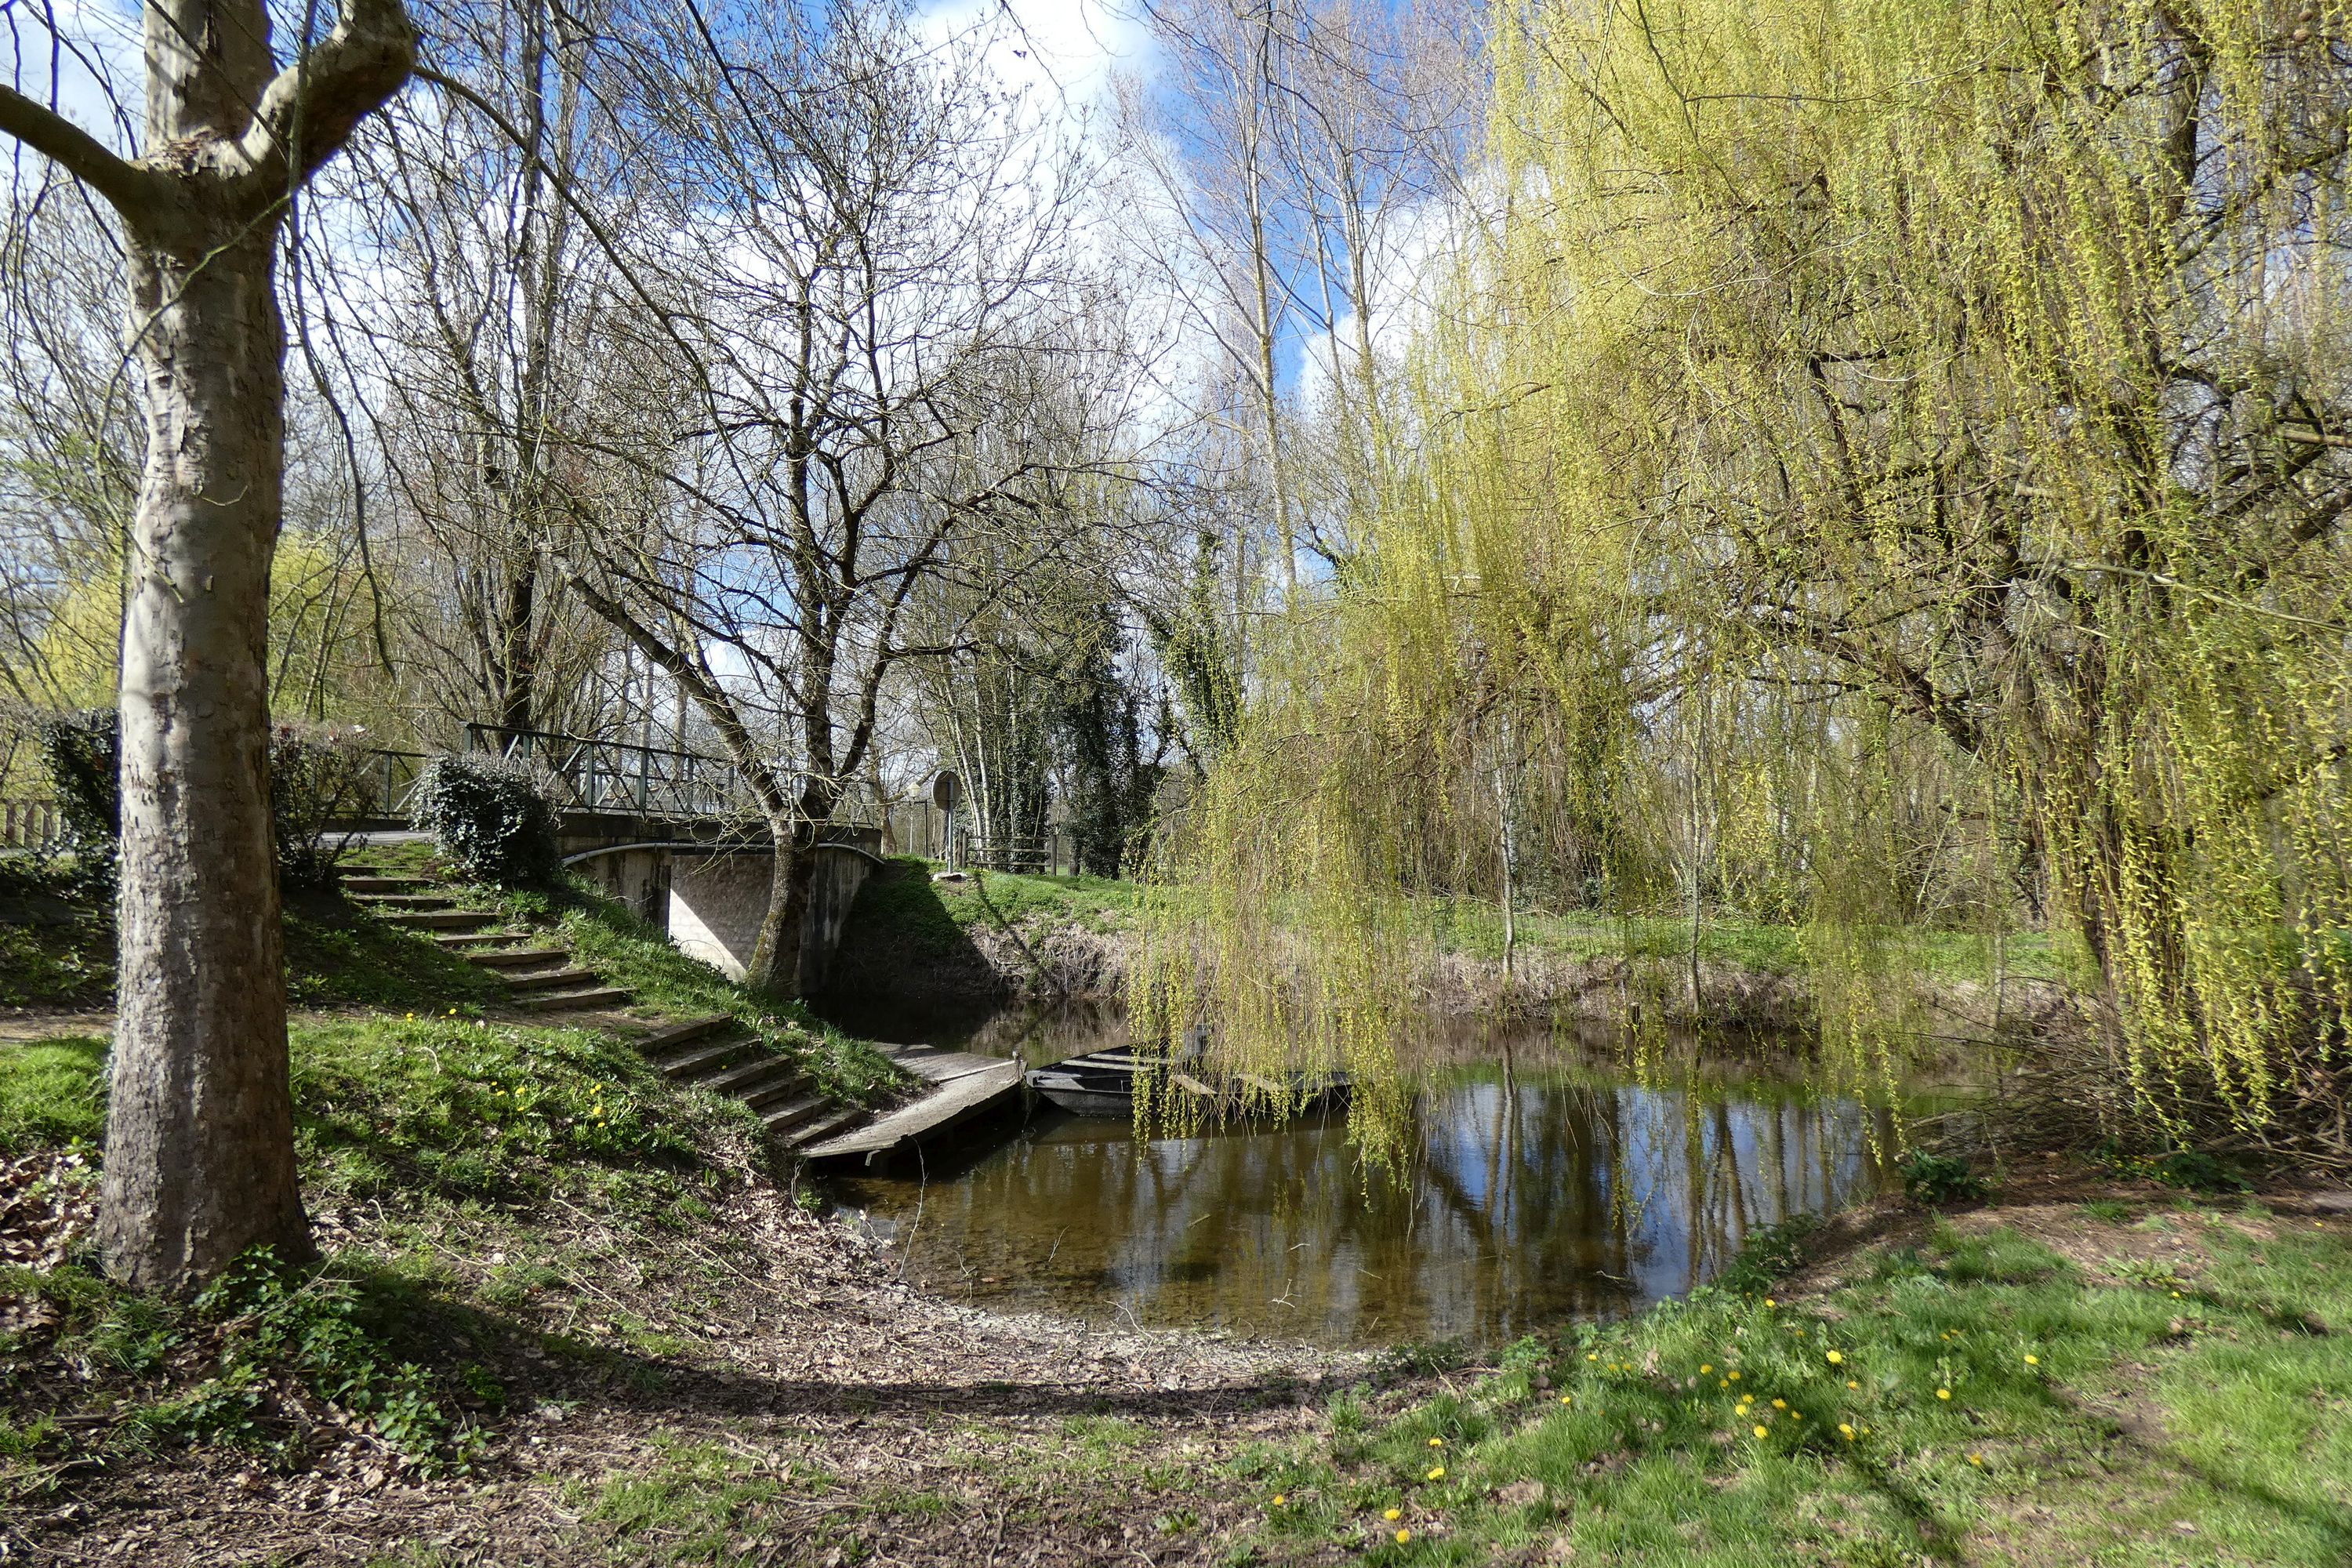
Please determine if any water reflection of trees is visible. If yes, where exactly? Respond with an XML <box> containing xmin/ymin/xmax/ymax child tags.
<box><xmin>844</xmin><ymin>1058</ymin><xmax>1893</xmax><ymax>1345</ymax></box>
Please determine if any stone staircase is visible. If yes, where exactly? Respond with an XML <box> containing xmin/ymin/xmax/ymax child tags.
<box><xmin>631</xmin><ymin>1014</ymin><xmax>874</xmax><ymax>1154</ymax></box>
<box><xmin>339</xmin><ymin>871</ymin><xmax>632</xmax><ymax>1012</ymax></box>
<box><xmin>339</xmin><ymin>860</ymin><xmax>876</xmax><ymax>1155</ymax></box>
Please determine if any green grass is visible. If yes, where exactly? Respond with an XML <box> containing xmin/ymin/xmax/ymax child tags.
<box><xmin>1244</xmin><ymin>1209</ymin><xmax>2352</xmax><ymax>1566</ymax></box>
<box><xmin>0</xmin><ymin>1036</ymin><xmax>107</xmax><ymax>1152</ymax></box>
<box><xmin>0</xmin><ymin>1011</ymin><xmax>793</xmax><ymax>1472</ymax></box>
<box><xmin>1424</xmin><ymin>898</ymin><xmax>2071</xmax><ymax>985</ymax></box>
<box><xmin>941</xmin><ymin>864</ymin><xmax>1144</xmax><ymax>936</ymax></box>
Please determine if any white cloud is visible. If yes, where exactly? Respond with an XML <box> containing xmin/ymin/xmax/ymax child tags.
<box><xmin>916</xmin><ymin>0</ymin><xmax>1150</xmax><ymax>114</ymax></box>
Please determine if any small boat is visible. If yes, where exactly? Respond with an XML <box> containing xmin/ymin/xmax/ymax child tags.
<box><xmin>1024</xmin><ymin>1040</ymin><xmax>1351</xmax><ymax>1120</ymax></box>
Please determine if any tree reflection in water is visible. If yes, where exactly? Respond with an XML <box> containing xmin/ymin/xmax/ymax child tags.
<box><xmin>830</xmin><ymin>1026</ymin><xmax>1897</xmax><ymax>1348</ymax></box>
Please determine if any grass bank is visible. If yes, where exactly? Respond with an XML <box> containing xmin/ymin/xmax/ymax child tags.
<box><xmin>1241</xmin><ymin>1174</ymin><xmax>2352</xmax><ymax>1566</ymax></box>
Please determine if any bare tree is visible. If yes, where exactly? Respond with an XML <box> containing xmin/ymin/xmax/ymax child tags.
<box><xmin>550</xmin><ymin>0</ymin><xmax>1133</xmax><ymax>992</ymax></box>
<box><xmin>0</xmin><ymin>0</ymin><xmax>412</xmax><ymax>1289</ymax></box>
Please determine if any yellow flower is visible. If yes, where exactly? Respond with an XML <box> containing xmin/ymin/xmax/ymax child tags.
<box><xmin>448</xmin><ymin>1008</ymin><xmax>458</xmax><ymax>1016</ymax></box>
<box><xmin>1791</xmin><ymin>1412</ymin><xmax>1802</xmax><ymax>1422</ymax></box>
<box><xmin>1969</xmin><ymin>1454</ymin><xmax>1984</xmax><ymax>1467</ymax></box>
<box><xmin>1428</xmin><ymin>1438</ymin><xmax>1444</xmax><ymax>1448</ymax></box>
<box><xmin>1700</xmin><ymin>1363</ymin><xmax>1712</xmax><ymax>1374</ymax></box>
<box><xmin>1719</xmin><ymin>1380</ymin><xmax>1730</xmax><ymax>1388</ymax></box>
<box><xmin>1772</xmin><ymin>1399</ymin><xmax>1786</xmax><ymax>1410</ymax></box>
<box><xmin>1395</xmin><ymin>1529</ymin><xmax>1412</xmax><ymax>1544</ymax></box>
<box><xmin>1426</xmin><ymin>1466</ymin><xmax>1445</xmax><ymax>1480</ymax></box>
<box><xmin>1838</xmin><ymin>1423</ymin><xmax>1855</xmax><ymax>1438</ymax></box>
<box><xmin>1272</xmin><ymin>1494</ymin><xmax>1287</xmax><ymax>1507</ymax></box>
<box><xmin>1763</xmin><ymin>1298</ymin><xmax>1776</xmax><ymax>1308</ymax></box>
<box><xmin>1385</xmin><ymin>1508</ymin><xmax>1401</xmax><ymax>1521</ymax></box>
<box><xmin>1826</xmin><ymin>1350</ymin><xmax>1843</xmax><ymax>1365</ymax></box>
<box><xmin>1586</xmin><ymin>1352</ymin><xmax>1598</xmax><ymax>1362</ymax></box>
<box><xmin>405</xmin><ymin>1012</ymin><xmax>416</xmax><ymax>1020</ymax></box>
<box><xmin>2024</xmin><ymin>1353</ymin><xmax>2040</xmax><ymax>1367</ymax></box>
<box><xmin>1559</xmin><ymin>1395</ymin><xmax>1573</xmax><ymax>1405</ymax></box>
<box><xmin>1728</xmin><ymin>1370</ymin><xmax>1741</xmax><ymax>1381</ymax></box>
<box><xmin>1752</xmin><ymin>1425</ymin><xmax>1769</xmax><ymax>1439</ymax></box>
<box><xmin>1846</xmin><ymin>1380</ymin><xmax>1859</xmax><ymax>1390</ymax></box>
<box><xmin>1936</xmin><ymin>1388</ymin><xmax>1952</xmax><ymax>1401</ymax></box>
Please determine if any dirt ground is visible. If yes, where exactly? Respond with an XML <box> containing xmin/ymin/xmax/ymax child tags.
<box><xmin>4</xmin><ymin>1177</ymin><xmax>1376</xmax><ymax>1568</ymax></box>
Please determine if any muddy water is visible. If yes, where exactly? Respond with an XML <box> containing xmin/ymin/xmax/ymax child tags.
<box><xmin>819</xmin><ymin>1004</ymin><xmax>1900</xmax><ymax>1349</ymax></box>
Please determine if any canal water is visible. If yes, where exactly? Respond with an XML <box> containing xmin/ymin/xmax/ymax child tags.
<box><xmin>816</xmin><ymin>1002</ymin><xmax>1901</xmax><ymax>1349</ymax></box>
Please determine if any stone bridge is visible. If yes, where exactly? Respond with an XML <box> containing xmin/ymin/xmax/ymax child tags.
<box><xmin>383</xmin><ymin>727</ymin><xmax>898</xmax><ymax>992</ymax></box>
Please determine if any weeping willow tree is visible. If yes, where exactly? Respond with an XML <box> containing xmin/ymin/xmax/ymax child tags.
<box><xmin>1141</xmin><ymin>0</ymin><xmax>2352</xmax><ymax>1162</ymax></box>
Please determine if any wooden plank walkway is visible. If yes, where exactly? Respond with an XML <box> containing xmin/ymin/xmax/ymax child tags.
<box><xmin>798</xmin><ymin>1054</ymin><xmax>1024</xmax><ymax>1161</ymax></box>
<box><xmin>874</xmin><ymin>1043</ymin><xmax>1016</xmax><ymax>1085</ymax></box>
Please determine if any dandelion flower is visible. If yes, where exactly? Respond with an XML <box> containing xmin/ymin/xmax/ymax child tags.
<box><xmin>1425</xmin><ymin>1466</ymin><xmax>1444</xmax><ymax>1480</ymax></box>
<box><xmin>1791</xmin><ymin>1413</ymin><xmax>1802</xmax><ymax>1422</ymax></box>
<box><xmin>1428</xmin><ymin>1438</ymin><xmax>1444</xmax><ymax>1448</ymax></box>
<box><xmin>1700</xmin><ymin>1363</ymin><xmax>1713</xmax><ymax>1374</ymax></box>
<box><xmin>1395</xmin><ymin>1529</ymin><xmax>1411</xmax><ymax>1544</ymax></box>
<box><xmin>1729</xmin><ymin>1370</ymin><xmax>1742</xmax><ymax>1381</ymax></box>
<box><xmin>1772</xmin><ymin>1399</ymin><xmax>1786</xmax><ymax>1410</ymax></box>
<box><xmin>1272</xmin><ymin>1495</ymin><xmax>1287</xmax><ymax>1507</ymax></box>
<box><xmin>1936</xmin><ymin>1388</ymin><xmax>1952</xmax><ymax>1401</ymax></box>
<box><xmin>1560</xmin><ymin>1395</ymin><xmax>1573</xmax><ymax>1406</ymax></box>
<box><xmin>1969</xmin><ymin>1454</ymin><xmax>1984</xmax><ymax>1467</ymax></box>
<box><xmin>2024</xmin><ymin>1354</ymin><xmax>2039</xmax><ymax>1366</ymax></box>
<box><xmin>1752</xmin><ymin>1425</ymin><xmax>1769</xmax><ymax>1439</ymax></box>
<box><xmin>1826</xmin><ymin>1351</ymin><xmax>1843</xmax><ymax>1365</ymax></box>
<box><xmin>1846</xmin><ymin>1380</ymin><xmax>1859</xmax><ymax>1390</ymax></box>
<box><xmin>1385</xmin><ymin>1508</ymin><xmax>1402</xmax><ymax>1521</ymax></box>
<box><xmin>1838</xmin><ymin>1423</ymin><xmax>1855</xmax><ymax>1438</ymax></box>
<box><xmin>1763</xmin><ymin>1298</ymin><xmax>1777</xmax><ymax>1308</ymax></box>
<box><xmin>1586</xmin><ymin>1352</ymin><xmax>1598</xmax><ymax>1362</ymax></box>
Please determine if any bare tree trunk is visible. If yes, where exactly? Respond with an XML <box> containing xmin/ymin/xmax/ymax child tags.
<box><xmin>2</xmin><ymin>0</ymin><xmax>414</xmax><ymax>1291</ymax></box>
<box><xmin>103</xmin><ymin>229</ymin><xmax>310</xmax><ymax>1288</ymax></box>
<box><xmin>746</xmin><ymin>834</ymin><xmax>816</xmax><ymax>996</ymax></box>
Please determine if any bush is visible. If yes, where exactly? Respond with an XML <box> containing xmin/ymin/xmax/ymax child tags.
<box><xmin>32</xmin><ymin>711</ymin><xmax>370</xmax><ymax>892</ymax></box>
<box><xmin>31</xmin><ymin>708</ymin><xmax>118</xmax><ymax>886</ymax></box>
<box><xmin>411</xmin><ymin>752</ymin><xmax>560</xmax><ymax>887</ymax></box>
<box><xmin>1899</xmin><ymin>1149</ymin><xmax>1991</xmax><ymax>1207</ymax></box>
<box><xmin>270</xmin><ymin>722</ymin><xmax>369</xmax><ymax>891</ymax></box>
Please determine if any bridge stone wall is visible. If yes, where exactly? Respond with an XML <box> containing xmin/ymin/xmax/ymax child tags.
<box><xmin>662</xmin><ymin>835</ymin><xmax>880</xmax><ymax>989</ymax></box>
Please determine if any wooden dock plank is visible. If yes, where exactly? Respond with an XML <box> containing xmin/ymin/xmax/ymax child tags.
<box><xmin>800</xmin><ymin>1060</ymin><xmax>1023</xmax><ymax>1160</ymax></box>
<box><xmin>877</xmin><ymin>1044</ymin><xmax>1011</xmax><ymax>1085</ymax></box>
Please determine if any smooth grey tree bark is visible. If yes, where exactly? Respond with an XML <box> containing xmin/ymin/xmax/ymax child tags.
<box><xmin>0</xmin><ymin>0</ymin><xmax>413</xmax><ymax>1290</ymax></box>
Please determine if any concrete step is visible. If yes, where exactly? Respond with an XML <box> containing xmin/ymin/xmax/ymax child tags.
<box><xmin>351</xmin><ymin>892</ymin><xmax>452</xmax><ymax>909</ymax></box>
<box><xmin>389</xmin><ymin>910</ymin><xmax>498</xmax><ymax>931</ymax></box>
<box><xmin>780</xmin><ymin>1105</ymin><xmax>864</xmax><ymax>1146</ymax></box>
<box><xmin>739</xmin><ymin>1073</ymin><xmax>810</xmax><ymax>1112</ymax></box>
<box><xmin>437</xmin><ymin>931</ymin><xmax>534</xmax><ymax>959</ymax></box>
<box><xmin>521</xmin><ymin>986</ymin><xmax>633</xmax><ymax>1012</ymax></box>
<box><xmin>655</xmin><ymin>1036</ymin><xmax>760</xmax><ymax>1079</ymax></box>
<box><xmin>761</xmin><ymin>1092</ymin><xmax>830</xmax><ymax>1134</ymax></box>
<box><xmin>341</xmin><ymin>875</ymin><xmax>433</xmax><ymax>893</ymax></box>
<box><xmin>638</xmin><ymin>1014</ymin><xmax>737</xmax><ymax>1055</ymax></box>
<box><xmin>463</xmin><ymin>947</ymin><xmax>572</xmax><ymax>970</ymax></box>
<box><xmin>501</xmin><ymin>967</ymin><xmax>606</xmax><ymax>994</ymax></box>
<box><xmin>695</xmin><ymin>1055</ymin><xmax>799</xmax><ymax>1097</ymax></box>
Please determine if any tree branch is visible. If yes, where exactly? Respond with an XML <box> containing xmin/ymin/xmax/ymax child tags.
<box><xmin>238</xmin><ymin>0</ymin><xmax>416</xmax><ymax>193</ymax></box>
<box><xmin>0</xmin><ymin>85</ymin><xmax>169</xmax><ymax>216</ymax></box>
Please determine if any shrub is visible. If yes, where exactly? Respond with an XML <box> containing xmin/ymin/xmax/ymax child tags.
<box><xmin>411</xmin><ymin>752</ymin><xmax>561</xmax><ymax>886</ymax></box>
<box><xmin>270</xmin><ymin>722</ymin><xmax>369</xmax><ymax>891</ymax></box>
<box><xmin>33</xmin><ymin>710</ymin><xmax>372</xmax><ymax>892</ymax></box>
<box><xmin>1899</xmin><ymin>1149</ymin><xmax>1991</xmax><ymax>1207</ymax></box>
<box><xmin>30</xmin><ymin>708</ymin><xmax>118</xmax><ymax>886</ymax></box>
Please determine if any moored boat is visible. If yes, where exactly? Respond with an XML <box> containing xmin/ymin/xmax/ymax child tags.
<box><xmin>1023</xmin><ymin>1044</ymin><xmax>1351</xmax><ymax>1120</ymax></box>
